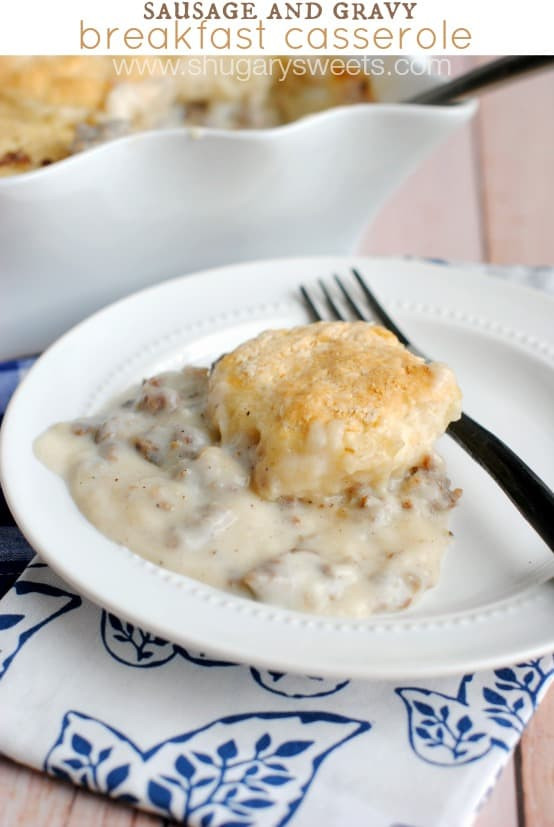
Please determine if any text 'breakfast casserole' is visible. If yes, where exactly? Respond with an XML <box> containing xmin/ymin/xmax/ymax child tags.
<box><xmin>35</xmin><ymin>321</ymin><xmax>462</xmax><ymax>618</ymax></box>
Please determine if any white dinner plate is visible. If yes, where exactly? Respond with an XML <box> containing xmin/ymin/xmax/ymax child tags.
<box><xmin>2</xmin><ymin>256</ymin><xmax>554</xmax><ymax>679</ymax></box>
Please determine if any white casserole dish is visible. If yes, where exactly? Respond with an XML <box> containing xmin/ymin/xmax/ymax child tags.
<box><xmin>0</xmin><ymin>59</ymin><xmax>475</xmax><ymax>359</ymax></box>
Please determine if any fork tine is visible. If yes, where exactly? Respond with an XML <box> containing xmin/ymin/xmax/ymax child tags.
<box><xmin>318</xmin><ymin>279</ymin><xmax>346</xmax><ymax>321</ymax></box>
<box><xmin>351</xmin><ymin>268</ymin><xmax>411</xmax><ymax>347</ymax></box>
<box><xmin>334</xmin><ymin>275</ymin><xmax>369</xmax><ymax>321</ymax></box>
<box><xmin>300</xmin><ymin>285</ymin><xmax>323</xmax><ymax>321</ymax></box>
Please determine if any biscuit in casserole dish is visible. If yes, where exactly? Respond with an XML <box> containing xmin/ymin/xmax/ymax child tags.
<box><xmin>0</xmin><ymin>56</ymin><xmax>374</xmax><ymax>176</ymax></box>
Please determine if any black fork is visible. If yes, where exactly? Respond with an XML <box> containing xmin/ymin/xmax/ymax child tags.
<box><xmin>300</xmin><ymin>270</ymin><xmax>554</xmax><ymax>552</ymax></box>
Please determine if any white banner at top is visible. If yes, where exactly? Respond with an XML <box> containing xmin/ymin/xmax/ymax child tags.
<box><xmin>0</xmin><ymin>0</ymin><xmax>553</xmax><ymax>55</ymax></box>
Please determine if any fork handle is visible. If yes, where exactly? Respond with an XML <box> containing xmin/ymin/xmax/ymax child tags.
<box><xmin>448</xmin><ymin>412</ymin><xmax>554</xmax><ymax>550</ymax></box>
<box><xmin>407</xmin><ymin>56</ymin><xmax>554</xmax><ymax>105</ymax></box>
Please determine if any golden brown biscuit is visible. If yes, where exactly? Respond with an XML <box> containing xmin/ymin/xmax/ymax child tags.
<box><xmin>0</xmin><ymin>56</ymin><xmax>161</xmax><ymax>174</ymax></box>
<box><xmin>207</xmin><ymin>322</ymin><xmax>462</xmax><ymax>500</ymax></box>
<box><xmin>0</xmin><ymin>57</ymin><xmax>114</xmax><ymax>174</ymax></box>
<box><xmin>270</xmin><ymin>69</ymin><xmax>373</xmax><ymax>124</ymax></box>
<box><xmin>0</xmin><ymin>93</ymin><xmax>80</xmax><ymax>176</ymax></box>
<box><xmin>0</xmin><ymin>57</ymin><xmax>114</xmax><ymax>109</ymax></box>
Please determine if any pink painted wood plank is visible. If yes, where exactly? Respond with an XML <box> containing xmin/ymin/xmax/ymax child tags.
<box><xmin>0</xmin><ymin>756</ymin><xmax>162</xmax><ymax>827</ymax></box>
<box><xmin>473</xmin><ymin>60</ymin><xmax>554</xmax><ymax>827</ymax></box>
<box><xmin>474</xmin><ymin>755</ymin><xmax>519</xmax><ymax>827</ymax></box>
<box><xmin>0</xmin><ymin>757</ymin><xmax>75</xmax><ymax>826</ymax></box>
<box><xmin>476</xmin><ymin>58</ymin><xmax>554</xmax><ymax>267</ymax></box>
<box><xmin>65</xmin><ymin>787</ymin><xmax>162</xmax><ymax>827</ymax></box>
<box><xmin>359</xmin><ymin>56</ymin><xmax>484</xmax><ymax>263</ymax></box>
<box><xmin>521</xmin><ymin>685</ymin><xmax>554</xmax><ymax>827</ymax></box>
<box><xmin>359</xmin><ymin>120</ymin><xmax>484</xmax><ymax>262</ymax></box>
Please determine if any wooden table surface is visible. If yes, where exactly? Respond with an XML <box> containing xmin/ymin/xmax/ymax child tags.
<box><xmin>2</xmin><ymin>56</ymin><xmax>553</xmax><ymax>826</ymax></box>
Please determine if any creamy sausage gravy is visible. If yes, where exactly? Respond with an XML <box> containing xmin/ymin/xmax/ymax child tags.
<box><xmin>35</xmin><ymin>366</ymin><xmax>461</xmax><ymax>617</ymax></box>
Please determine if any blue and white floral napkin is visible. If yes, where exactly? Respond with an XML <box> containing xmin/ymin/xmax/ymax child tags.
<box><xmin>1</xmin><ymin>262</ymin><xmax>553</xmax><ymax>827</ymax></box>
<box><xmin>1</xmin><ymin>558</ymin><xmax>553</xmax><ymax>826</ymax></box>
